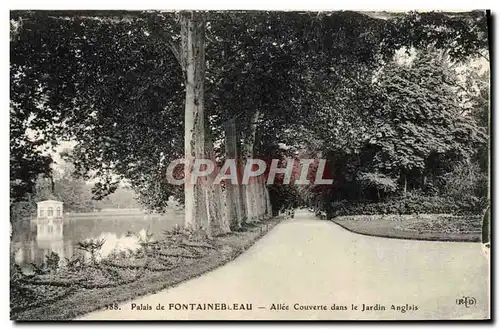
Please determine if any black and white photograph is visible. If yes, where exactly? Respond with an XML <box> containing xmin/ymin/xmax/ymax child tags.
<box><xmin>9</xmin><ymin>8</ymin><xmax>491</xmax><ymax>321</ymax></box>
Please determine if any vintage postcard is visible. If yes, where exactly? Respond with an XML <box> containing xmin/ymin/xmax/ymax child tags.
<box><xmin>9</xmin><ymin>9</ymin><xmax>491</xmax><ymax>321</ymax></box>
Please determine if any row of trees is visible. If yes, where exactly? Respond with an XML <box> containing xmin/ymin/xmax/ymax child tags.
<box><xmin>10</xmin><ymin>10</ymin><xmax>490</xmax><ymax>232</ymax></box>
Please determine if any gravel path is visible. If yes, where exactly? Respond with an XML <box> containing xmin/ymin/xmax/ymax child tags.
<box><xmin>79</xmin><ymin>209</ymin><xmax>490</xmax><ymax>320</ymax></box>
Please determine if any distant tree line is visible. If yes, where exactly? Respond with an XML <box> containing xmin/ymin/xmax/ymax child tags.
<box><xmin>10</xmin><ymin>160</ymin><xmax>140</xmax><ymax>222</ymax></box>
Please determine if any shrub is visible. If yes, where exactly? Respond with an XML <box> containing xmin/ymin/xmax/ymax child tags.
<box><xmin>327</xmin><ymin>193</ymin><xmax>469</xmax><ymax>217</ymax></box>
<box><xmin>45</xmin><ymin>252</ymin><xmax>60</xmax><ymax>273</ymax></box>
<box><xmin>443</xmin><ymin>160</ymin><xmax>489</xmax><ymax>214</ymax></box>
<box><xmin>444</xmin><ymin>161</ymin><xmax>483</xmax><ymax>199</ymax></box>
<box><xmin>76</xmin><ymin>238</ymin><xmax>106</xmax><ymax>264</ymax></box>
<box><xmin>357</xmin><ymin>172</ymin><xmax>398</xmax><ymax>193</ymax></box>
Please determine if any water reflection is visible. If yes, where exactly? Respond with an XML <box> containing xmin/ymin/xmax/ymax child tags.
<box><xmin>84</xmin><ymin>229</ymin><xmax>149</xmax><ymax>261</ymax></box>
<box><xmin>11</xmin><ymin>211</ymin><xmax>184</xmax><ymax>267</ymax></box>
<box><xmin>13</xmin><ymin>219</ymin><xmax>73</xmax><ymax>267</ymax></box>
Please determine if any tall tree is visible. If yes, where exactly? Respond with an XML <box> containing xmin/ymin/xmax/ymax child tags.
<box><xmin>179</xmin><ymin>11</ymin><xmax>207</xmax><ymax>230</ymax></box>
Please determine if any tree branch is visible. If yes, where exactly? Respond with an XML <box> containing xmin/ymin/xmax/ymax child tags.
<box><xmin>168</xmin><ymin>41</ymin><xmax>181</xmax><ymax>66</ymax></box>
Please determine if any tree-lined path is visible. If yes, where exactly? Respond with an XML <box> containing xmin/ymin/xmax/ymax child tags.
<box><xmin>80</xmin><ymin>210</ymin><xmax>489</xmax><ymax>320</ymax></box>
<box><xmin>10</xmin><ymin>11</ymin><xmax>490</xmax><ymax>321</ymax></box>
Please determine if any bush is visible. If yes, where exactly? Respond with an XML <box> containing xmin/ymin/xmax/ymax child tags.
<box><xmin>444</xmin><ymin>161</ymin><xmax>485</xmax><ymax>199</ymax></box>
<box><xmin>10</xmin><ymin>198</ymin><xmax>35</xmax><ymax>223</ymax></box>
<box><xmin>76</xmin><ymin>238</ymin><xmax>106</xmax><ymax>264</ymax></box>
<box><xmin>357</xmin><ymin>172</ymin><xmax>398</xmax><ymax>196</ymax></box>
<box><xmin>326</xmin><ymin>193</ymin><xmax>473</xmax><ymax>217</ymax></box>
<box><xmin>45</xmin><ymin>252</ymin><xmax>60</xmax><ymax>273</ymax></box>
<box><xmin>442</xmin><ymin>160</ymin><xmax>489</xmax><ymax>214</ymax></box>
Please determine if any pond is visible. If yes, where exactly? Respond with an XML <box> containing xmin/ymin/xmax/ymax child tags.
<box><xmin>10</xmin><ymin>210</ymin><xmax>185</xmax><ymax>268</ymax></box>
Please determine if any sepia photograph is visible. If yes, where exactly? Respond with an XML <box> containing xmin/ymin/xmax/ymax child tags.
<box><xmin>9</xmin><ymin>8</ymin><xmax>491</xmax><ymax>321</ymax></box>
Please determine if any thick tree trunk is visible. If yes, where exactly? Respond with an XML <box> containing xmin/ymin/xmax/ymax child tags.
<box><xmin>254</xmin><ymin>176</ymin><xmax>262</xmax><ymax>219</ymax></box>
<box><xmin>256</xmin><ymin>176</ymin><xmax>266</xmax><ymax>219</ymax></box>
<box><xmin>237</xmin><ymin>151</ymin><xmax>247</xmax><ymax>224</ymax></box>
<box><xmin>204</xmin><ymin>145</ymin><xmax>228</xmax><ymax>236</ymax></box>
<box><xmin>241</xmin><ymin>110</ymin><xmax>260</xmax><ymax>222</ymax></box>
<box><xmin>223</xmin><ymin>118</ymin><xmax>245</xmax><ymax>229</ymax></box>
<box><xmin>242</xmin><ymin>177</ymin><xmax>255</xmax><ymax>222</ymax></box>
<box><xmin>264</xmin><ymin>182</ymin><xmax>273</xmax><ymax>219</ymax></box>
<box><xmin>218</xmin><ymin>183</ymin><xmax>231</xmax><ymax>234</ymax></box>
<box><xmin>180</xmin><ymin>12</ymin><xmax>207</xmax><ymax>231</ymax></box>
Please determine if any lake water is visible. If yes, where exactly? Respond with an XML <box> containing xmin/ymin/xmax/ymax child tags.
<box><xmin>10</xmin><ymin>210</ymin><xmax>185</xmax><ymax>267</ymax></box>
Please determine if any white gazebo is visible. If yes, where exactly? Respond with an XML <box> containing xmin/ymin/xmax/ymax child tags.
<box><xmin>36</xmin><ymin>200</ymin><xmax>64</xmax><ymax>219</ymax></box>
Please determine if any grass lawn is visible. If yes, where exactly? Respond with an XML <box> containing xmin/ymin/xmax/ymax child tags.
<box><xmin>11</xmin><ymin>217</ymin><xmax>282</xmax><ymax>321</ymax></box>
<box><xmin>331</xmin><ymin>214</ymin><xmax>482</xmax><ymax>242</ymax></box>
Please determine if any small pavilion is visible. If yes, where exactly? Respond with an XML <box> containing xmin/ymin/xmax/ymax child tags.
<box><xmin>36</xmin><ymin>200</ymin><xmax>64</xmax><ymax>219</ymax></box>
<box><xmin>36</xmin><ymin>199</ymin><xmax>64</xmax><ymax>241</ymax></box>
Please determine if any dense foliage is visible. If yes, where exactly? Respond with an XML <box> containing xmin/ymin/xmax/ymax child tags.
<box><xmin>10</xmin><ymin>10</ymin><xmax>490</xmax><ymax>220</ymax></box>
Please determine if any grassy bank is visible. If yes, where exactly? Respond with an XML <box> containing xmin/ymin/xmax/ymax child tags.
<box><xmin>11</xmin><ymin>217</ymin><xmax>282</xmax><ymax>321</ymax></box>
<box><xmin>331</xmin><ymin>214</ymin><xmax>482</xmax><ymax>242</ymax></box>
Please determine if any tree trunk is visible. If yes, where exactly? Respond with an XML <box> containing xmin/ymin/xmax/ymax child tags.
<box><xmin>257</xmin><ymin>177</ymin><xmax>266</xmax><ymax>219</ymax></box>
<box><xmin>223</xmin><ymin>118</ymin><xmax>244</xmax><ymax>230</ymax></box>
<box><xmin>204</xmin><ymin>145</ymin><xmax>227</xmax><ymax>236</ymax></box>
<box><xmin>218</xmin><ymin>184</ymin><xmax>231</xmax><ymax>234</ymax></box>
<box><xmin>237</xmin><ymin>152</ymin><xmax>247</xmax><ymax>224</ymax></box>
<box><xmin>255</xmin><ymin>176</ymin><xmax>263</xmax><ymax>219</ymax></box>
<box><xmin>180</xmin><ymin>12</ymin><xmax>207</xmax><ymax>231</ymax></box>
<box><xmin>402</xmin><ymin>173</ymin><xmax>407</xmax><ymax>196</ymax></box>
<box><xmin>241</xmin><ymin>110</ymin><xmax>260</xmax><ymax>222</ymax></box>
<box><xmin>263</xmin><ymin>181</ymin><xmax>272</xmax><ymax>219</ymax></box>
